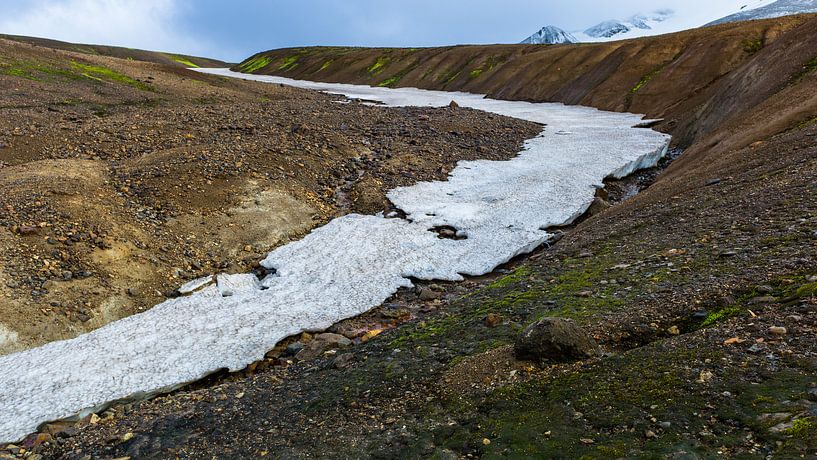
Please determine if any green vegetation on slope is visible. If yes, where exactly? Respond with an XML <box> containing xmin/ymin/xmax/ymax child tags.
<box><xmin>367</xmin><ymin>56</ymin><xmax>390</xmax><ymax>75</ymax></box>
<box><xmin>1</xmin><ymin>59</ymin><xmax>150</xmax><ymax>91</ymax></box>
<box><xmin>278</xmin><ymin>56</ymin><xmax>299</xmax><ymax>71</ymax></box>
<box><xmin>70</xmin><ymin>62</ymin><xmax>152</xmax><ymax>91</ymax></box>
<box><xmin>743</xmin><ymin>37</ymin><xmax>764</xmax><ymax>54</ymax></box>
<box><xmin>238</xmin><ymin>55</ymin><xmax>272</xmax><ymax>73</ymax></box>
<box><xmin>166</xmin><ymin>54</ymin><xmax>200</xmax><ymax>68</ymax></box>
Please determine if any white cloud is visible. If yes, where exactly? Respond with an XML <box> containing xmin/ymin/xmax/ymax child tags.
<box><xmin>0</xmin><ymin>0</ymin><xmax>210</xmax><ymax>56</ymax></box>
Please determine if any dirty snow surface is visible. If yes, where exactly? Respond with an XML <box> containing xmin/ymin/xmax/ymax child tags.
<box><xmin>0</xmin><ymin>68</ymin><xmax>671</xmax><ymax>442</ymax></box>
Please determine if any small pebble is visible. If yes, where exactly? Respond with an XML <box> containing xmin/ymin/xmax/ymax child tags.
<box><xmin>769</xmin><ymin>326</ymin><xmax>787</xmax><ymax>336</ymax></box>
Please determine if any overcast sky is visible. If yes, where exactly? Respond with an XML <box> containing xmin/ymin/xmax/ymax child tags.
<box><xmin>0</xmin><ymin>0</ymin><xmax>747</xmax><ymax>62</ymax></box>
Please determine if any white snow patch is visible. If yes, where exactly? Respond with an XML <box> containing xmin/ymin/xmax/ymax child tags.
<box><xmin>0</xmin><ymin>69</ymin><xmax>671</xmax><ymax>442</ymax></box>
<box><xmin>217</xmin><ymin>273</ymin><xmax>262</xmax><ymax>297</ymax></box>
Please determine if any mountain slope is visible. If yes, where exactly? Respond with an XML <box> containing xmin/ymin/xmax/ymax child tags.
<box><xmin>708</xmin><ymin>0</ymin><xmax>817</xmax><ymax>25</ymax></box>
<box><xmin>236</xmin><ymin>15</ymin><xmax>817</xmax><ymax>154</ymax></box>
<box><xmin>0</xmin><ymin>34</ymin><xmax>228</xmax><ymax>68</ymax></box>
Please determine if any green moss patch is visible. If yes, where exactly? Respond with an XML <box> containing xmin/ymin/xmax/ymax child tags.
<box><xmin>743</xmin><ymin>38</ymin><xmax>764</xmax><ymax>54</ymax></box>
<box><xmin>377</xmin><ymin>75</ymin><xmax>401</xmax><ymax>87</ymax></box>
<box><xmin>428</xmin><ymin>340</ymin><xmax>817</xmax><ymax>458</ymax></box>
<box><xmin>167</xmin><ymin>55</ymin><xmax>199</xmax><ymax>68</ymax></box>
<box><xmin>630</xmin><ymin>67</ymin><xmax>663</xmax><ymax>94</ymax></box>
<box><xmin>278</xmin><ymin>56</ymin><xmax>300</xmax><ymax>71</ymax></box>
<box><xmin>700</xmin><ymin>305</ymin><xmax>742</xmax><ymax>327</ymax></box>
<box><xmin>70</xmin><ymin>62</ymin><xmax>152</xmax><ymax>91</ymax></box>
<box><xmin>1</xmin><ymin>66</ymin><xmax>38</xmax><ymax>80</ymax></box>
<box><xmin>796</xmin><ymin>282</ymin><xmax>817</xmax><ymax>298</ymax></box>
<box><xmin>367</xmin><ymin>56</ymin><xmax>390</xmax><ymax>75</ymax></box>
<box><xmin>237</xmin><ymin>55</ymin><xmax>272</xmax><ymax>73</ymax></box>
<box><xmin>1</xmin><ymin>60</ymin><xmax>79</xmax><ymax>81</ymax></box>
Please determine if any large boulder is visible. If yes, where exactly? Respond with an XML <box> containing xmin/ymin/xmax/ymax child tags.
<box><xmin>514</xmin><ymin>317</ymin><xmax>600</xmax><ymax>363</ymax></box>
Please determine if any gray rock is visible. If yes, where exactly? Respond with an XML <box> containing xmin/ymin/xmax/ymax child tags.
<box><xmin>749</xmin><ymin>296</ymin><xmax>777</xmax><ymax>305</ymax></box>
<box><xmin>284</xmin><ymin>341</ymin><xmax>305</xmax><ymax>357</ymax></box>
<box><xmin>314</xmin><ymin>333</ymin><xmax>352</xmax><ymax>348</ymax></box>
<box><xmin>514</xmin><ymin>317</ymin><xmax>600</xmax><ymax>363</ymax></box>
<box><xmin>295</xmin><ymin>333</ymin><xmax>352</xmax><ymax>362</ymax></box>
<box><xmin>328</xmin><ymin>322</ymin><xmax>360</xmax><ymax>339</ymax></box>
<box><xmin>418</xmin><ymin>287</ymin><xmax>441</xmax><ymax>301</ymax></box>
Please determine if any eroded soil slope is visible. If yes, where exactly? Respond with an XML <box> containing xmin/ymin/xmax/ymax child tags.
<box><xmin>0</xmin><ymin>37</ymin><xmax>540</xmax><ymax>354</ymax></box>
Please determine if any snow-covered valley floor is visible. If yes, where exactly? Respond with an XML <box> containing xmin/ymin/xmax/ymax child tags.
<box><xmin>0</xmin><ymin>69</ymin><xmax>671</xmax><ymax>442</ymax></box>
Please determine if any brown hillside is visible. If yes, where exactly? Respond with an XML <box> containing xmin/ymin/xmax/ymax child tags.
<box><xmin>241</xmin><ymin>14</ymin><xmax>817</xmax><ymax>174</ymax></box>
<box><xmin>0</xmin><ymin>34</ymin><xmax>228</xmax><ymax>68</ymax></box>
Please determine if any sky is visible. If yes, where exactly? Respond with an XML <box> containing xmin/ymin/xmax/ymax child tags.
<box><xmin>0</xmin><ymin>0</ymin><xmax>757</xmax><ymax>62</ymax></box>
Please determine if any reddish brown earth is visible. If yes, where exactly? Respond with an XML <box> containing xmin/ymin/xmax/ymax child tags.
<box><xmin>3</xmin><ymin>16</ymin><xmax>817</xmax><ymax>460</ymax></box>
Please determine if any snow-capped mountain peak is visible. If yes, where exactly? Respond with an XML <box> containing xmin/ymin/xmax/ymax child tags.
<box><xmin>707</xmin><ymin>0</ymin><xmax>817</xmax><ymax>25</ymax></box>
<box><xmin>580</xmin><ymin>10</ymin><xmax>674</xmax><ymax>40</ymax></box>
<box><xmin>521</xmin><ymin>26</ymin><xmax>577</xmax><ymax>45</ymax></box>
<box><xmin>521</xmin><ymin>1</ymin><xmax>816</xmax><ymax>45</ymax></box>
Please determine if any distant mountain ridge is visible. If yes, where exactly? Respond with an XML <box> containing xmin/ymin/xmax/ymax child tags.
<box><xmin>522</xmin><ymin>9</ymin><xmax>674</xmax><ymax>44</ymax></box>
<box><xmin>522</xmin><ymin>0</ymin><xmax>817</xmax><ymax>44</ymax></box>
<box><xmin>707</xmin><ymin>0</ymin><xmax>817</xmax><ymax>25</ymax></box>
<box><xmin>581</xmin><ymin>10</ymin><xmax>674</xmax><ymax>39</ymax></box>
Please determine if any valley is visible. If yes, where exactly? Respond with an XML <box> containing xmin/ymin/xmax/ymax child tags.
<box><xmin>0</xmin><ymin>10</ymin><xmax>816</xmax><ymax>460</ymax></box>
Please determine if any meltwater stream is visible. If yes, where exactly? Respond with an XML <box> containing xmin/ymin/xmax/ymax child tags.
<box><xmin>0</xmin><ymin>69</ymin><xmax>671</xmax><ymax>442</ymax></box>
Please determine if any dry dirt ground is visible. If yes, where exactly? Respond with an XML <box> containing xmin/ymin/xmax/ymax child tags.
<box><xmin>0</xmin><ymin>37</ymin><xmax>539</xmax><ymax>354</ymax></box>
<box><xmin>3</xmin><ymin>16</ymin><xmax>817</xmax><ymax>460</ymax></box>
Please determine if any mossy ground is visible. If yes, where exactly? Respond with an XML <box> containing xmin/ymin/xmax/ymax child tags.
<box><xmin>278</xmin><ymin>56</ymin><xmax>299</xmax><ymax>71</ymax></box>
<box><xmin>166</xmin><ymin>54</ymin><xmax>199</xmax><ymax>68</ymax></box>
<box><xmin>1</xmin><ymin>59</ymin><xmax>152</xmax><ymax>91</ymax></box>
<box><xmin>70</xmin><ymin>62</ymin><xmax>152</xmax><ymax>91</ymax></box>
<box><xmin>237</xmin><ymin>55</ymin><xmax>271</xmax><ymax>73</ymax></box>
<box><xmin>367</xmin><ymin>56</ymin><xmax>390</xmax><ymax>75</ymax></box>
<box><xmin>743</xmin><ymin>37</ymin><xmax>764</xmax><ymax>54</ymax></box>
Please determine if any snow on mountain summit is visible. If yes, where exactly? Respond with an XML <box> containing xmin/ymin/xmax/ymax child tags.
<box><xmin>707</xmin><ymin>0</ymin><xmax>817</xmax><ymax>25</ymax></box>
<box><xmin>582</xmin><ymin>10</ymin><xmax>674</xmax><ymax>40</ymax></box>
<box><xmin>521</xmin><ymin>26</ymin><xmax>577</xmax><ymax>44</ymax></box>
<box><xmin>521</xmin><ymin>1</ymin><xmax>815</xmax><ymax>45</ymax></box>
